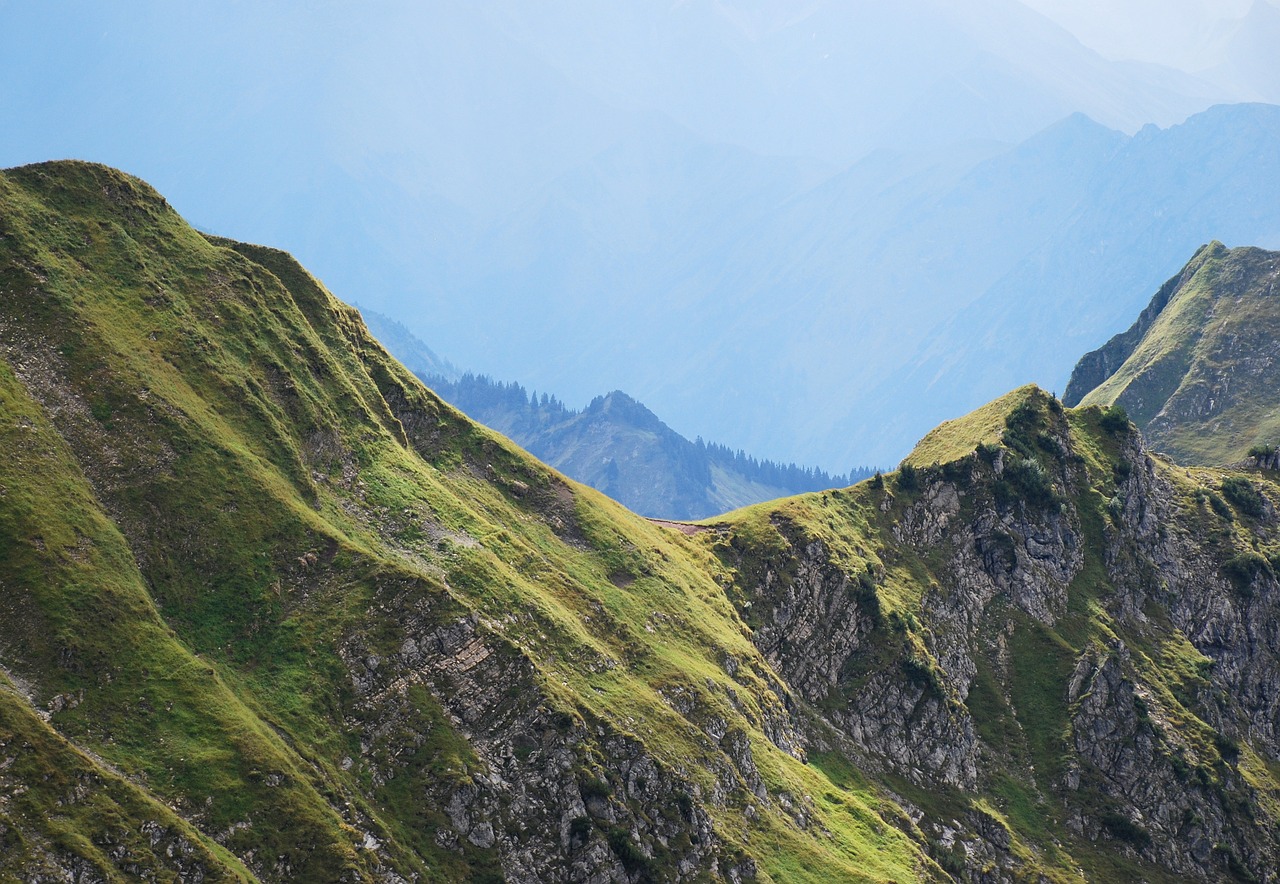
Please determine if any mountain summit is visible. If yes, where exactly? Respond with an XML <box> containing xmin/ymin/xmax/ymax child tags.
<box><xmin>1065</xmin><ymin>241</ymin><xmax>1280</xmax><ymax>464</ymax></box>
<box><xmin>416</xmin><ymin>373</ymin><xmax>869</xmax><ymax>520</ymax></box>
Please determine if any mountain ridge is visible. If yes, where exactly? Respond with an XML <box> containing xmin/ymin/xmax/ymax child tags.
<box><xmin>411</xmin><ymin>371</ymin><xmax>872</xmax><ymax>520</ymax></box>
<box><xmin>1064</xmin><ymin>241</ymin><xmax>1280</xmax><ymax>464</ymax></box>
<box><xmin>0</xmin><ymin>159</ymin><xmax>926</xmax><ymax>881</ymax></box>
<box><xmin>1062</xmin><ymin>242</ymin><xmax>1221</xmax><ymax>406</ymax></box>
<box><xmin>2</xmin><ymin>161</ymin><xmax>1278</xmax><ymax>882</ymax></box>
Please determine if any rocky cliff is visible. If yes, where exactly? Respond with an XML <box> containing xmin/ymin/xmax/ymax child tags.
<box><xmin>711</xmin><ymin>386</ymin><xmax>1280</xmax><ymax>880</ymax></box>
<box><xmin>1</xmin><ymin>162</ymin><xmax>1277</xmax><ymax>882</ymax></box>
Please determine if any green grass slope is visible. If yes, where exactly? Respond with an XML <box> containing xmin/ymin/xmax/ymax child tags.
<box><xmin>1065</xmin><ymin>242</ymin><xmax>1280</xmax><ymax>464</ymax></box>
<box><xmin>902</xmin><ymin>385</ymin><xmax>1041</xmax><ymax>469</ymax></box>
<box><xmin>3</xmin><ymin>161</ymin><xmax>1276</xmax><ymax>882</ymax></box>
<box><xmin>0</xmin><ymin>161</ymin><xmax>934</xmax><ymax>882</ymax></box>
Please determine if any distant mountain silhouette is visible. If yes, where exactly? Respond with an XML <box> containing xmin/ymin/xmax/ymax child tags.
<box><xmin>420</xmin><ymin>373</ymin><xmax>872</xmax><ymax>519</ymax></box>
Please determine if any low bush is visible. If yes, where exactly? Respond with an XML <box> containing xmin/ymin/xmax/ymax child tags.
<box><xmin>995</xmin><ymin>456</ymin><xmax>1058</xmax><ymax>508</ymax></box>
<box><xmin>1101</xmin><ymin>811</ymin><xmax>1151</xmax><ymax>848</ymax></box>
<box><xmin>580</xmin><ymin>776</ymin><xmax>613</xmax><ymax>800</ymax></box>
<box><xmin>1099</xmin><ymin>405</ymin><xmax>1130</xmax><ymax>434</ymax></box>
<box><xmin>607</xmin><ymin>828</ymin><xmax>650</xmax><ymax>874</ymax></box>
<box><xmin>1221</xmin><ymin>477</ymin><xmax>1265</xmax><ymax>518</ymax></box>
<box><xmin>895</xmin><ymin>463</ymin><xmax>919</xmax><ymax>492</ymax></box>
<box><xmin>1208</xmin><ymin>492</ymin><xmax>1234</xmax><ymax>521</ymax></box>
<box><xmin>1223</xmin><ymin>551</ymin><xmax>1271</xmax><ymax>594</ymax></box>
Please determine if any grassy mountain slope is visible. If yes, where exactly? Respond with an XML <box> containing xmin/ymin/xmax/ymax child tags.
<box><xmin>1065</xmin><ymin>242</ymin><xmax>1280</xmax><ymax>463</ymax></box>
<box><xmin>420</xmin><ymin>375</ymin><xmax>869</xmax><ymax>520</ymax></box>
<box><xmin>0</xmin><ymin>160</ymin><xmax>930</xmax><ymax>882</ymax></box>
<box><xmin>1</xmin><ymin>162</ymin><xmax>1277</xmax><ymax>882</ymax></box>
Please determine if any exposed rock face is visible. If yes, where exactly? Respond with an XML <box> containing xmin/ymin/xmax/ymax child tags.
<box><xmin>340</xmin><ymin>605</ymin><xmax>729</xmax><ymax>883</ymax></box>
<box><xmin>717</xmin><ymin>390</ymin><xmax>1280</xmax><ymax>881</ymax></box>
<box><xmin>0</xmin><ymin>162</ymin><xmax>906</xmax><ymax>883</ymax></box>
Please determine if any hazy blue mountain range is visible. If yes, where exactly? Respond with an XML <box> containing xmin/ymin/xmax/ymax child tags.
<box><xmin>5</xmin><ymin>2</ymin><xmax>1280</xmax><ymax>474</ymax></box>
<box><xmin>425</xmin><ymin>102</ymin><xmax>1280</xmax><ymax>470</ymax></box>
<box><xmin>421</xmin><ymin>373</ymin><xmax>873</xmax><ymax>520</ymax></box>
<box><xmin>356</xmin><ymin>313</ymin><xmax>867</xmax><ymax>518</ymax></box>
<box><xmin>853</xmin><ymin>102</ymin><xmax>1280</xmax><ymax>466</ymax></box>
<box><xmin>1020</xmin><ymin>0</ymin><xmax>1280</xmax><ymax>78</ymax></box>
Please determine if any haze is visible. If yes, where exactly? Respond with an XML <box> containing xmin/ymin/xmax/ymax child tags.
<box><xmin>4</xmin><ymin>0</ymin><xmax>1279</xmax><ymax>469</ymax></box>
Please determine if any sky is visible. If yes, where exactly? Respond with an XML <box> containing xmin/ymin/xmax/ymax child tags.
<box><xmin>1021</xmin><ymin>0</ymin><xmax>1259</xmax><ymax>67</ymax></box>
<box><xmin>2</xmin><ymin>0</ymin><xmax>1278</xmax><ymax>470</ymax></box>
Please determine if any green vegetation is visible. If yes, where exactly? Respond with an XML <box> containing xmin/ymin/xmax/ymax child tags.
<box><xmin>709</xmin><ymin>390</ymin><xmax>1280</xmax><ymax>882</ymax></box>
<box><xmin>904</xmin><ymin>384</ymin><xmax>1043</xmax><ymax>468</ymax></box>
<box><xmin>1071</xmin><ymin>243</ymin><xmax>1280</xmax><ymax>464</ymax></box>
<box><xmin>1221</xmin><ymin>476</ymin><xmax>1266</xmax><ymax>517</ymax></box>
<box><xmin>1098</xmin><ymin>405</ymin><xmax>1130</xmax><ymax>434</ymax></box>
<box><xmin>895</xmin><ymin>462</ymin><xmax>920</xmax><ymax>491</ymax></box>
<box><xmin>0</xmin><ymin>161</ymin><xmax>931</xmax><ymax>882</ymax></box>
<box><xmin>2</xmin><ymin>161</ymin><xmax>1276</xmax><ymax>882</ymax></box>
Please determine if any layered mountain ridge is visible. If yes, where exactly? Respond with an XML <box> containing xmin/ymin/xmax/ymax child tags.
<box><xmin>351</xmin><ymin>307</ymin><xmax>869</xmax><ymax>519</ymax></box>
<box><xmin>2</xmin><ymin>162</ymin><xmax>1278</xmax><ymax>882</ymax></box>
<box><xmin>397</xmin><ymin>101</ymin><xmax>1280</xmax><ymax>471</ymax></box>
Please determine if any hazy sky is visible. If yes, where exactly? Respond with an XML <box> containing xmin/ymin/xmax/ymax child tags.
<box><xmin>3</xmin><ymin>0</ymin><xmax>1277</xmax><ymax>470</ymax></box>
<box><xmin>1021</xmin><ymin>0</ymin><xmax>1262</xmax><ymax>67</ymax></box>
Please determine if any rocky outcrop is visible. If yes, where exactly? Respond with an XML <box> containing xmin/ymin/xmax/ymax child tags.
<box><xmin>5</xmin><ymin>163</ymin><xmax>1280</xmax><ymax>883</ymax></box>
<box><xmin>340</xmin><ymin>603</ymin><xmax>731</xmax><ymax>883</ymax></box>
<box><xmin>720</xmin><ymin>393</ymin><xmax>1280</xmax><ymax>881</ymax></box>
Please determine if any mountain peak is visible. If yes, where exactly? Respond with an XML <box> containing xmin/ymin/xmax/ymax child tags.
<box><xmin>1066</xmin><ymin>242</ymin><xmax>1280</xmax><ymax>463</ymax></box>
<box><xmin>6</xmin><ymin>159</ymin><xmax>171</xmax><ymax>215</ymax></box>
<box><xmin>3</xmin><ymin>162</ymin><xmax>1280</xmax><ymax>882</ymax></box>
<box><xmin>904</xmin><ymin>384</ymin><xmax>1050</xmax><ymax>468</ymax></box>
<box><xmin>587</xmin><ymin>389</ymin><xmax>663</xmax><ymax>427</ymax></box>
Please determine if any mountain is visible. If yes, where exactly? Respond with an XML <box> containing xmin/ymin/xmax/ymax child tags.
<box><xmin>2</xmin><ymin>161</ymin><xmax>879</xmax><ymax>882</ymax></box>
<box><xmin>385</xmin><ymin>101</ymin><xmax>1280</xmax><ymax>473</ymax></box>
<box><xmin>1198</xmin><ymin>1</ymin><xmax>1280</xmax><ymax>103</ymax></box>
<box><xmin>352</xmin><ymin>309</ymin><xmax>867</xmax><ymax>518</ymax></box>
<box><xmin>2</xmin><ymin>2</ymin><xmax>1265</xmax><ymax>477</ymax></box>
<box><xmin>420</xmin><ymin>374</ymin><xmax>871</xmax><ymax>520</ymax></box>
<box><xmin>358</xmin><ymin>307</ymin><xmax>459</xmax><ymax>381</ymax></box>
<box><xmin>849</xmin><ymin>101</ymin><xmax>1280</xmax><ymax>465</ymax></box>
<box><xmin>3</xmin><ymin>162</ymin><xmax>1280</xmax><ymax>881</ymax></box>
<box><xmin>1063</xmin><ymin>242</ymin><xmax>1280</xmax><ymax>464</ymax></box>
